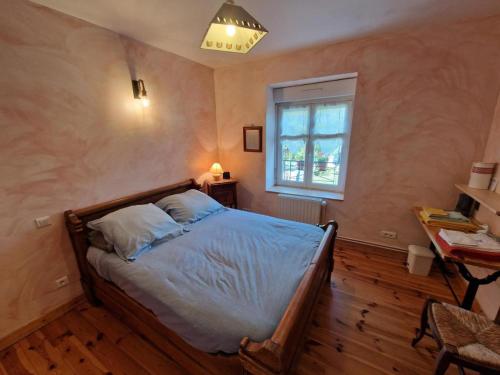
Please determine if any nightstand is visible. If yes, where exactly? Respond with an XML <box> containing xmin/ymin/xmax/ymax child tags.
<box><xmin>206</xmin><ymin>179</ymin><xmax>238</xmax><ymax>208</ymax></box>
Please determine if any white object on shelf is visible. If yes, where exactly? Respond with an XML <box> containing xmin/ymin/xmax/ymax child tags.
<box><xmin>407</xmin><ymin>245</ymin><xmax>435</xmax><ymax>276</ymax></box>
<box><xmin>468</xmin><ymin>162</ymin><xmax>496</xmax><ymax>190</ymax></box>
<box><xmin>489</xmin><ymin>177</ymin><xmax>498</xmax><ymax>192</ymax></box>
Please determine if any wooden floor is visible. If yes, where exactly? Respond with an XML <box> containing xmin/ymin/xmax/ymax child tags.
<box><xmin>1</xmin><ymin>240</ymin><xmax>468</xmax><ymax>375</ymax></box>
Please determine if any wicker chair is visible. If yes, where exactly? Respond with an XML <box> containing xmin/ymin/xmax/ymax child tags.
<box><xmin>412</xmin><ymin>299</ymin><xmax>500</xmax><ymax>375</ymax></box>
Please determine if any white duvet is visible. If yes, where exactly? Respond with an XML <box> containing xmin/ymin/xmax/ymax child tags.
<box><xmin>87</xmin><ymin>208</ymin><xmax>324</xmax><ymax>353</ymax></box>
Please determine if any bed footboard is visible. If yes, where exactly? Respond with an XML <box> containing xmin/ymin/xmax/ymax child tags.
<box><xmin>239</xmin><ymin>221</ymin><xmax>338</xmax><ymax>375</ymax></box>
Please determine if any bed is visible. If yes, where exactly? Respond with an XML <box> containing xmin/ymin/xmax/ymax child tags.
<box><xmin>65</xmin><ymin>179</ymin><xmax>338</xmax><ymax>375</ymax></box>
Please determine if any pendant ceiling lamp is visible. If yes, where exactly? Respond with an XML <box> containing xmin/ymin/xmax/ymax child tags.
<box><xmin>201</xmin><ymin>0</ymin><xmax>268</xmax><ymax>54</ymax></box>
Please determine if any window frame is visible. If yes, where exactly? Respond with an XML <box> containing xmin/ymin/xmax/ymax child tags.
<box><xmin>275</xmin><ymin>96</ymin><xmax>353</xmax><ymax>194</ymax></box>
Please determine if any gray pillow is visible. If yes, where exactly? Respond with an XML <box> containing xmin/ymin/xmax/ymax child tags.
<box><xmin>88</xmin><ymin>230</ymin><xmax>114</xmax><ymax>252</ymax></box>
<box><xmin>155</xmin><ymin>189</ymin><xmax>224</xmax><ymax>223</ymax></box>
<box><xmin>87</xmin><ymin>203</ymin><xmax>183</xmax><ymax>261</ymax></box>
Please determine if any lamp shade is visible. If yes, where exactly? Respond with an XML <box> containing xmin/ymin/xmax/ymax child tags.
<box><xmin>210</xmin><ymin>162</ymin><xmax>224</xmax><ymax>175</ymax></box>
<box><xmin>201</xmin><ymin>1</ymin><xmax>268</xmax><ymax>54</ymax></box>
<box><xmin>132</xmin><ymin>79</ymin><xmax>150</xmax><ymax>107</ymax></box>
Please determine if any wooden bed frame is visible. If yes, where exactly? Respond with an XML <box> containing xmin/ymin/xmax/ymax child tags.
<box><xmin>64</xmin><ymin>178</ymin><xmax>338</xmax><ymax>375</ymax></box>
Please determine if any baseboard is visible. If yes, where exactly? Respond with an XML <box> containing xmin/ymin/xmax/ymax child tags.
<box><xmin>338</xmin><ymin>235</ymin><xmax>408</xmax><ymax>253</ymax></box>
<box><xmin>0</xmin><ymin>294</ymin><xmax>85</xmax><ymax>351</ymax></box>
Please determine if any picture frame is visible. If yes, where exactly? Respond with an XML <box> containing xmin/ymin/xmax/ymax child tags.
<box><xmin>243</xmin><ymin>126</ymin><xmax>263</xmax><ymax>152</ymax></box>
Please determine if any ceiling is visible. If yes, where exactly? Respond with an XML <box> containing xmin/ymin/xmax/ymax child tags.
<box><xmin>31</xmin><ymin>0</ymin><xmax>500</xmax><ymax>68</ymax></box>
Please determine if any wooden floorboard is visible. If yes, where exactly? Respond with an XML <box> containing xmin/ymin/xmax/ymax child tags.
<box><xmin>1</xmin><ymin>241</ymin><xmax>469</xmax><ymax>375</ymax></box>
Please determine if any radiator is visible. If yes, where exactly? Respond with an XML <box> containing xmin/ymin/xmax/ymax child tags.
<box><xmin>277</xmin><ymin>194</ymin><xmax>326</xmax><ymax>225</ymax></box>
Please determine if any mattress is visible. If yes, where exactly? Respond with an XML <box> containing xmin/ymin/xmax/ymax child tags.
<box><xmin>87</xmin><ymin>208</ymin><xmax>324</xmax><ymax>353</ymax></box>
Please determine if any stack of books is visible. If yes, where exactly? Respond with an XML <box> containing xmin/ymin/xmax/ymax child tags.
<box><xmin>419</xmin><ymin>207</ymin><xmax>478</xmax><ymax>232</ymax></box>
<box><xmin>436</xmin><ymin>229</ymin><xmax>500</xmax><ymax>260</ymax></box>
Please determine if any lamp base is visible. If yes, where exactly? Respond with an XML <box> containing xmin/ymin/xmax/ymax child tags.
<box><xmin>213</xmin><ymin>175</ymin><xmax>222</xmax><ymax>181</ymax></box>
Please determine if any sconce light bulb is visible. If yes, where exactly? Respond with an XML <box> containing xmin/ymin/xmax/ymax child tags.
<box><xmin>226</xmin><ymin>25</ymin><xmax>236</xmax><ymax>37</ymax></box>
<box><xmin>142</xmin><ymin>98</ymin><xmax>150</xmax><ymax>107</ymax></box>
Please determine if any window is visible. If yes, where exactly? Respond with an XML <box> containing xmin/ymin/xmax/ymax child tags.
<box><xmin>266</xmin><ymin>74</ymin><xmax>356</xmax><ymax>199</ymax></box>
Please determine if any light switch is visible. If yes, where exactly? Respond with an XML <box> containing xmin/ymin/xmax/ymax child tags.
<box><xmin>34</xmin><ymin>216</ymin><xmax>51</xmax><ymax>228</ymax></box>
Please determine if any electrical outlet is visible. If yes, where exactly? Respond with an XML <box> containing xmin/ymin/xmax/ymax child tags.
<box><xmin>55</xmin><ymin>276</ymin><xmax>69</xmax><ymax>289</ymax></box>
<box><xmin>380</xmin><ymin>230</ymin><xmax>397</xmax><ymax>239</ymax></box>
<box><xmin>34</xmin><ymin>216</ymin><xmax>51</xmax><ymax>228</ymax></box>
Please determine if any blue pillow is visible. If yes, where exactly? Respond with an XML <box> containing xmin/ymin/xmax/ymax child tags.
<box><xmin>155</xmin><ymin>189</ymin><xmax>225</xmax><ymax>223</ymax></box>
<box><xmin>87</xmin><ymin>204</ymin><xmax>183</xmax><ymax>261</ymax></box>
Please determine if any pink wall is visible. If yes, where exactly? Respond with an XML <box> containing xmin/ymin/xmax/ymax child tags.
<box><xmin>0</xmin><ymin>0</ymin><xmax>218</xmax><ymax>339</ymax></box>
<box><xmin>2</xmin><ymin>0</ymin><xmax>500</xmax><ymax>339</ymax></box>
<box><xmin>477</xmin><ymin>94</ymin><xmax>500</xmax><ymax>235</ymax></box>
<box><xmin>484</xmin><ymin>94</ymin><xmax>500</xmax><ymax>176</ymax></box>
<box><xmin>473</xmin><ymin>93</ymin><xmax>500</xmax><ymax>318</ymax></box>
<box><xmin>214</xmin><ymin>15</ymin><xmax>500</xmax><ymax>249</ymax></box>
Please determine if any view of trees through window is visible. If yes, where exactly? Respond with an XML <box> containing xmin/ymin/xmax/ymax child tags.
<box><xmin>278</xmin><ymin>102</ymin><xmax>349</xmax><ymax>189</ymax></box>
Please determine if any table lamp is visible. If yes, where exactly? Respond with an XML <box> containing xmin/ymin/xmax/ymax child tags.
<box><xmin>210</xmin><ymin>162</ymin><xmax>224</xmax><ymax>181</ymax></box>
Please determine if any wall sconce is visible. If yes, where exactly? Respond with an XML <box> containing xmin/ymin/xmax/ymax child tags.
<box><xmin>132</xmin><ymin>79</ymin><xmax>150</xmax><ymax>107</ymax></box>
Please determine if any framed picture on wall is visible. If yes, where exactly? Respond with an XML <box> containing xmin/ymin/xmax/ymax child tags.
<box><xmin>243</xmin><ymin>126</ymin><xmax>263</xmax><ymax>152</ymax></box>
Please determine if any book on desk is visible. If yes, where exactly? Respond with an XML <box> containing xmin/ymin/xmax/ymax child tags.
<box><xmin>417</xmin><ymin>207</ymin><xmax>500</xmax><ymax>261</ymax></box>
<box><xmin>418</xmin><ymin>206</ymin><xmax>479</xmax><ymax>232</ymax></box>
<box><xmin>436</xmin><ymin>229</ymin><xmax>500</xmax><ymax>261</ymax></box>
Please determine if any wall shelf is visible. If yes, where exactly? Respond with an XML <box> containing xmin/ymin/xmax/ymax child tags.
<box><xmin>455</xmin><ymin>184</ymin><xmax>500</xmax><ymax>216</ymax></box>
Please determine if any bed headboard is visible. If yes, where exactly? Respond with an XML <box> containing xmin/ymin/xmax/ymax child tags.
<box><xmin>64</xmin><ymin>178</ymin><xmax>201</xmax><ymax>303</ymax></box>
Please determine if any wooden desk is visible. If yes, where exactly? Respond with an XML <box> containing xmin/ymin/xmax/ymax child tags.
<box><xmin>413</xmin><ymin>207</ymin><xmax>500</xmax><ymax>309</ymax></box>
<box><xmin>413</xmin><ymin>207</ymin><xmax>500</xmax><ymax>270</ymax></box>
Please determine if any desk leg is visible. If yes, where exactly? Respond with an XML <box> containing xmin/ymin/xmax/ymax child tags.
<box><xmin>455</xmin><ymin>263</ymin><xmax>500</xmax><ymax>310</ymax></box>
<box><xmin>461</xmin><ymin>280</ymin><xmax>479</xmax><ymax>311</ymax></box>
<box><xmin>429</xmin><ymin>242</ymin><xmax>454</xmax><ymax>277</ymax></box>
<box><xmin>428</xmin><ymin>242</ymin><xmax>461</xmax><ymax>304</ymax></box>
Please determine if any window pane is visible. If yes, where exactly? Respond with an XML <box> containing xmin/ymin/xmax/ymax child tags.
<box><xmin>313</xmin><ymin>103</ymin><xmax>348</xmax><ymax>135</ymax></box>
<box><xmin>312</xmin><ymin>138</ymin><xmax>343</xmax><ymax>186</ymax></box>
<box><xmin>280</xmin><ymin>105</ymin><xmax>309</xmax><ymax>136</ymax></box>
<box><xmin>281</xmin><ymin>139</ymin><xmax>306</xmax><ymax>183</ymax></box>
